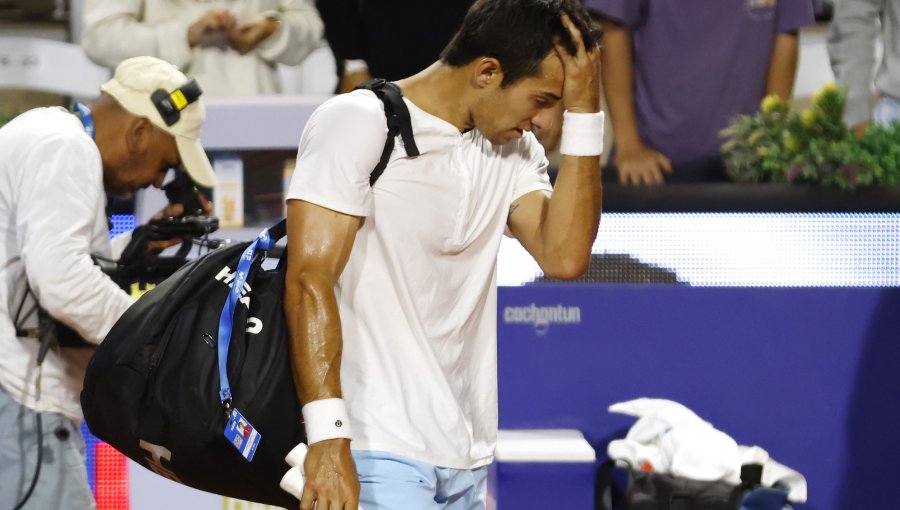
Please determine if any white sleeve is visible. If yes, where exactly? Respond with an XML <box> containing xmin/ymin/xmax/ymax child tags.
<box><xmin>109</xmin><ymin>231</ymin><xmax>133</xmax><ymax>259</ymax></box>
<box><xmin>255</xmin><ymin>0</ymin><xmax>325</xmax><ymax>66</ymax></box>
<box><xmin>511</xmin><ymin>132</ymin><xmax>553</xmax><ymax>202</ymax></box>
<box><xmin>286</xmin><ymin>92</ymin><xmax>389</xmax><ymax>217</ymax></box>
<box><xmin>16</xmin><ymin>134</ymin><xmax>135</xmax><ymax>345</ymax></box>
<box><xmin>82</xmin><ymin>0</ymin><xmax>193</xmax><ymax>70</ymax></box>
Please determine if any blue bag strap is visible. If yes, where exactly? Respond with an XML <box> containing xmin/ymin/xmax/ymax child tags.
<box><xmin>217</xmin><ymin>220</ymin><xmax>286</xmax><ymax>404</ymax></box>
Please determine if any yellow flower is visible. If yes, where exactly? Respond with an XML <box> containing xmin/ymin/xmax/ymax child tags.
<box><xmin>802</xmin><ymin>109</ymin><xmax>817</xmax><ymax>127</ymax></box>
<box><xmin>748</xmin><ymin>129</ymin><xmax>764</xmax><ymax>145</ymax></box>
<box><xmin>761</xmin><ymin>95</ymin><xmax>783</xmax><ymax>114</ymax></box>
<box><xmin>813</xmin><ymin>82</ymin><xmax>839</xmax><ymax>106</ymax></box>
<box><xmin>784</xmin><ymin>134</ymin><xmax>799</xmax><ymax>152</ymax></box>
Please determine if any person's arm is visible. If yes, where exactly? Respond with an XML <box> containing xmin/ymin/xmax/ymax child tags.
<box><xmin>337</xmin><ymin>61</ymin><xmax>374</xmax><ymax>95</ymax></box>
<box><xmin>82</xmin><ymin>0</ymin><xmax>196</xmax><ymax>70</ymax></box>
<box><xmin>247</xmin><ymin>0</ymin><xmax>325</xmax><ymax>66</ymax></box>
<box><xmin>765</xmin><ymin>31</ymin><xmax>800</xmax><ymax>101</ymax></box>
<box><xmin>827</xmin><ymin>0</ymin><xmax>883</xmax><ymax>133</ymax></box>
<box><xmin>284</xmin><ymin>200</ymin><xmax>361</xmax><ymax>510</ymax></box>
<box><xmin>600</xmin><ymin>17</ymin><xmax>671</xmax><ymax>185</ymax></box>
<box><xmin>17</xmin><ymin>134</ymin><xmax>134</xmax><ymax>344</ymax></box>
<box><xmin>508</xmin><ymin>15</ymin><xmax>602</xmax><ymax>279</ymax></box>
<box><xmin>281</xmin><ymin>92</ymin><xmax>386</xmax><ymax>510</ymax></box>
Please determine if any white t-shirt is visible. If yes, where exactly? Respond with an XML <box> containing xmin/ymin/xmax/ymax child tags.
<box><xmin>286</xmin><ymin>90</ymin><xmax>552</xmax><ymax>469</ymax></box>
<box><xmin>0</xmin><ymin>108</ymin><xmax>135</xmax><ymax>421</ymax></box>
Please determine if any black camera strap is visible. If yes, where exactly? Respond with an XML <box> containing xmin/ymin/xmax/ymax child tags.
<box><xmin>13</xmin><ymin>280</ymin><xmax>38</xmax><ymax>339</ymax></box>
<box><xmin>14</xmin><ymin>281</ymin><xmax>91</xmax><ymax>354</ymax></box>
<box><xmin>11</xmin><ymin>280</ymin><xmax>53</xmax><ymax>510</ymax></box>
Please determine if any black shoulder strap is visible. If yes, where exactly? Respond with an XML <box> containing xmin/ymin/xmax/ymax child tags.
<box><xmin>354</xmin><ymin>78</ymin><xmax>420</xmax><ymax>186</ymax></box>
<box><xmin>274</xmin><ymin>80</ymin><xmax>419</xmax><ymax>237</ymax></box>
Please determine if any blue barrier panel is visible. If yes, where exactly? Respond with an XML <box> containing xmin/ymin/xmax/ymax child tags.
<box><xmin>495</xmin><ymin>462</ymin><xmax>595</xmax><ymax>509</ymax></box>
<box><xmin>497</xmin><ymin>285</ymin><xmax>900</xmax><ymax>510</ymax></box>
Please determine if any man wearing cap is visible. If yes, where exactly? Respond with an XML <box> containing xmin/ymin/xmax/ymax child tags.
<box><xmin>0</xmin><ymin>56</ymin><xmax>215</xmax><ymax>509</ymax></box>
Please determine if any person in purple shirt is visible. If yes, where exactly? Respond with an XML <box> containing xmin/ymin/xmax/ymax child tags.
<box><xmin>586</xmin><ymin>0</ymin><xmax>814</xmax><ymax>184</ymax></box>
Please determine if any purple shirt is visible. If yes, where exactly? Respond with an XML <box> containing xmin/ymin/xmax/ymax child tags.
<box><xmin>586</xmin><ymin>0</ymin><xmax>814</xmax><ymax>164</ymax></box>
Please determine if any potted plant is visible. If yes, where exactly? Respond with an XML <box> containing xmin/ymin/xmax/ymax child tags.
<box><xmin>0</xmin><ymin>109</ymin><xmax>19</xmax><ymax>129</ymax></box>
<box><xmin>721</xmin><ymin>83</ymin><xmax>900</xmax><ymax>190</ymax></box>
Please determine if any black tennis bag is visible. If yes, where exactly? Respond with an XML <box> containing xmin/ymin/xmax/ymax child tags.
<box><xmin>81</xmin><ymin>79</ymin><xmax>418</xmax><ymax>507</ymax></box>
<box><xmin>82</xmin><ymin>220</ymin><xmax>304</xmax><ymax>507</ymax></box>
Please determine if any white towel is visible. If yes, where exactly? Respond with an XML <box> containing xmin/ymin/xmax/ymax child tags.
<box><xmin>607</xmin><ymin>398</ymin><xmax>807</xmax><ymax>503</ymax></box>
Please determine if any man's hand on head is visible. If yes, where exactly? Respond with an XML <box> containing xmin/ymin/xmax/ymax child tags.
<box><xmin>555</xmin><ymin>13</ymin><xmax>601</xmax><ymax>114</ymax></box>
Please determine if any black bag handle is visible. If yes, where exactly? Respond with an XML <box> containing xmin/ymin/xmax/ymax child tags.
<box><xmin>268</xmin><ymin>218</ymin><xmax>287</xmax><ymax>241</ymax></box>
<box><xmin>354</xmin><ymin>78</ymin><xmax>420</xmax><ymax>185</ymax></box>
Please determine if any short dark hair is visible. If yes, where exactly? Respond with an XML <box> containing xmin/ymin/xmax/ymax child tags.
<box><xmin>440</xmin><ymin>0</ymin><xmax>602</xmax><ymax>87</ymax></box>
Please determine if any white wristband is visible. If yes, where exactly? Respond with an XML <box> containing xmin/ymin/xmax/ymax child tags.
<box><xmin>559</xmin><ymin>110</ymin><xmax>605</xmax><ymax>157</ymax></box>
<box><xmin>343</xmin><ymin>59</ymin><xmax>369</xmax><ymax>75</ymax></box>
<box><xmin>302</xmin><ymin>398</ymin><xmax>352</xmax><ymax>444</ymax></box>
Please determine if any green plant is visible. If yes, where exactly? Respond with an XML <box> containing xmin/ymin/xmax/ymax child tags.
<box><xmin>0</xmin><ymin>108</ymin><xmax>18</xmax><ymax>129</ymax></box>
<box><xmin>720</xmin><ymin>95</ymin><xmax>794</xmax><ymax>183</ymax></box>
<box><xmin>859</xmin><ymin>122</ymin><xmax>900</xmax><ymax>186</ymax></box>
<box><xmin>721</xmin><ymin>83</ymin><xmax>900</xmax><ymax>189</ymax></box>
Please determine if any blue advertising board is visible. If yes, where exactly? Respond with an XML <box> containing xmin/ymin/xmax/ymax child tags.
<box><xmin>497</xmin><ymin>285</ymin><xmax>900</xmax><ymax>510</ymax></box>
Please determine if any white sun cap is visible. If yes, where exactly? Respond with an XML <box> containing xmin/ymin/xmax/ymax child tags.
<box><xmin>100</xmin><ymin>56</ymin><xmax>216</xmax><ymax>187</ymax></box>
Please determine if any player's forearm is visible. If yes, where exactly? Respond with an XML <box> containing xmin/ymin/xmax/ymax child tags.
<box><xmin>540</xmin><ymin>155</ymin><xmax>602</xmax><ymax>279</ymax></box>
<box><xmin>284</xmin><ymin>274</ymin><xmax>344</xmax><ymax>404</ymax></box>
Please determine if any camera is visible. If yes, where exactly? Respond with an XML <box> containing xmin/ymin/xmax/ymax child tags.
<box><xmin>110</xmin><ymin>169</ymin><xmax>221</xmax><ymax>287</ymax></box>
<box><xmin>31</xmin><ymin>170</ymin><xmax>224</xmax><ymax>349</ymax></box>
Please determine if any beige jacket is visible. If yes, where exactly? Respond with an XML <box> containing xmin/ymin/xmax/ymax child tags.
<box><xmin>83</xmin><ymin>0</ymin><xmax>324</xmax><ymax>96</ymax></box>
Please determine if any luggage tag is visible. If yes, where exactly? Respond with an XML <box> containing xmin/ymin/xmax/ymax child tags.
<box><xmin>224</xmin><ymin>407</ymin><xmax>261</xmax><ymax>462</ymax></box>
